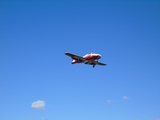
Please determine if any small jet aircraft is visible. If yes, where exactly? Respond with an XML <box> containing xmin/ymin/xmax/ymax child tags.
<box><xmin>65</xmin><ymin>52</ymin><xmax>107</xmax><ymax>68</ymax></box>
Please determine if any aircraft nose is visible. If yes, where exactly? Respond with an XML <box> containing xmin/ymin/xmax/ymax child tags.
<box><xmin>98</xmin><ymin>54</ymin><xmax>101</xmax><ymax>58</ymax></box>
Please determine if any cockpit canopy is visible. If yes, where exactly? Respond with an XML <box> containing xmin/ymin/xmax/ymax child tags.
<box><xmin>89</xmin><ymin>52</ymin><xmax>95</xmax><ymax>54</ymax></box>
<box><xmin>84</xmin><ymin>52</ymin><xmax>95</xmax><ymax>56</ymax></box>
<box><xmin>85</xmin><ymin>52</ymin><xmax>94</xmax><ymax>55</ymax></box>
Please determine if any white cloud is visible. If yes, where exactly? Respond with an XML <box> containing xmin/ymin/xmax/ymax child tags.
<box><xmin>31</xmin><ymin>100</ymin><xmax>45</xmax><ymax>109</ymax></box>
<box><xmin>150</xmin><ymin>118</ymin><xmax>160</xmax><ymax>120</ymax></box>
<box><xmin>123</xmin><ymin>96</ymin><xmax>129</xmax><ymax>100</ymax></box>
<box><xmin>107</xmin><ymin>100</ymin><xmax>112</xmax><ymax>103</ymax></box>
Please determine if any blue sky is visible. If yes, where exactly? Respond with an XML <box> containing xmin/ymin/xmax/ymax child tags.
<box><xmin>0</xmin><ymin>1</ymin><xmax>160</xmax><ymax>120</ymax></box>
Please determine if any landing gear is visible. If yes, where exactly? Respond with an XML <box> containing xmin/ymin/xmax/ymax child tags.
<box><xmin>93</xmin><ymin>65</ymin><xmax>95</xmax><ymax>68</ymax></box>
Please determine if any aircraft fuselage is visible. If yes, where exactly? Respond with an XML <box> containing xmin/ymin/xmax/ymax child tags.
<box><xmin>72</xmin><ymin>53</ymin><xmax>101</xmax><ymax>64</ymax></box>
<box><xmin>65</xmin><ymin>52</ymin><xmax>106</xmax><ymax>68</ymax></box>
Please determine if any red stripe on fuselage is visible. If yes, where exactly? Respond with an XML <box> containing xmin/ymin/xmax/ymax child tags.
<box><xmin>72</xmin><ymin>55</ymin><xmax>101</xmax><ymax>64</ymax></box>
<box><xmin>83</xmin><ymin>55</ymin><xmax>101</xmax><ymax>60</ymax></box>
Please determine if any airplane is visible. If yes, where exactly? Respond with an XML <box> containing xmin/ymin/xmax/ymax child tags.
<box><xmin>65</xmin><ymin>52</ymin><xmax>107</xmax><ymax>68</ymax></box>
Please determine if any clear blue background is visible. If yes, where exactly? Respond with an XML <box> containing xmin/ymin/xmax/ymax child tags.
<box><xmin>0</xmin><ymin>1</ymin><xmax>160</xmax><ymax>120</ymax></box>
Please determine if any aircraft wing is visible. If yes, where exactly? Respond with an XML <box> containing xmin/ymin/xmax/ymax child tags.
<box><xmin>65</xmin><ymin>52</ymin><xmax>85</xmax><ymax>61</ymax></box>
<box><xmin>93</xmin><ymin>61</ymin><xmax>107</xmax><ymax>66</ymax></box>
